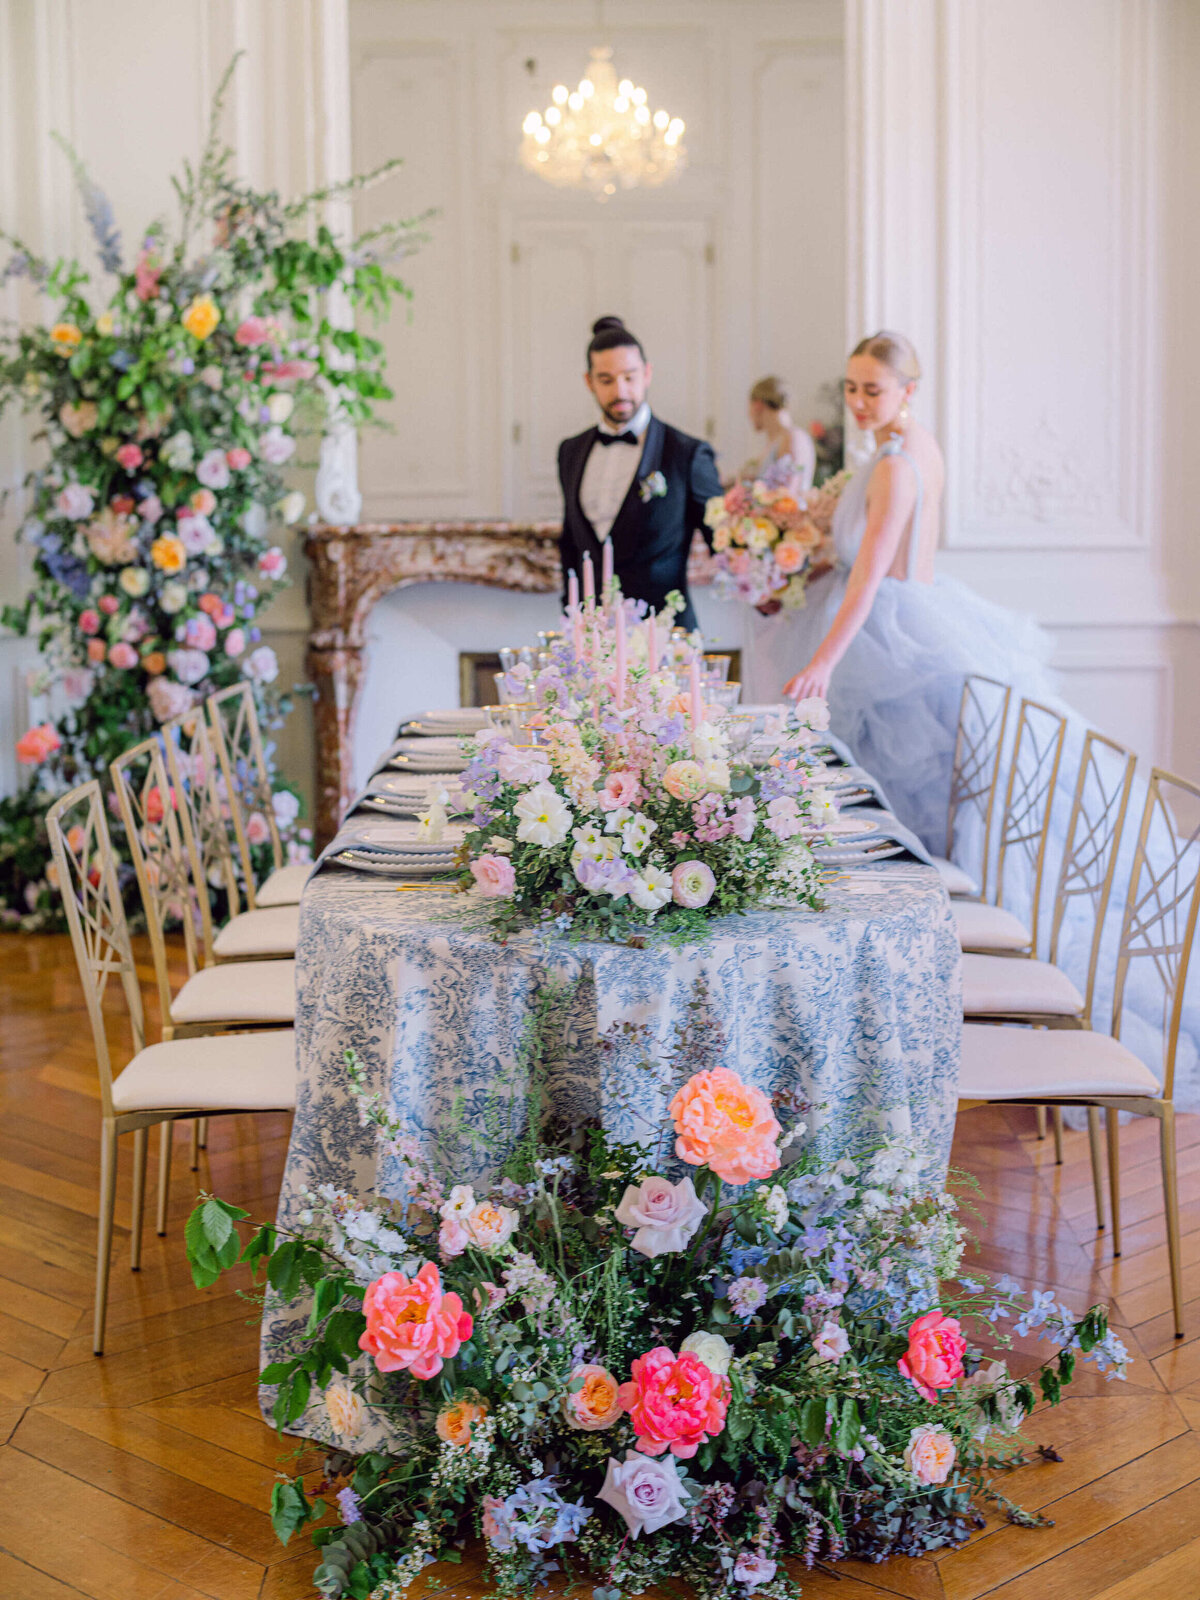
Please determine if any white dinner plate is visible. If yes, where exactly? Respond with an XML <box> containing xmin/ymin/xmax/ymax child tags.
<box><xmin>805</xmin><ymin>816</ymin><xmax>880</xmax><ymax>839</ymax></box>
<box><xmin>338</xmin><ymin>819</ymin><xmax>467</xmax><ymax>852</ymax></box>
<box><xmin>332</xmin><ymin>851</ymin><xmax>458</xmax><ymax>877</ymax></box>
<box><xmin>386</xmin><ymin>754</ymin><xmax>470</xmax><ymax>773</ymax></box>
<box><xmin>813</xmin><ymin>840</ymin><xmax>906</xmax><ymax>865</ymax></box>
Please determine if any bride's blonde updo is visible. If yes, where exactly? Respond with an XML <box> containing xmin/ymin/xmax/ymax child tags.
<box><xmin>850</xmin><ymin>331</ymin><xmax>921</xmax><ymax>384</ymax></box>
<box><xmin>749</xmin><ymin>374</ymin><xmax>789</xmax><ymax>410</ymax></box>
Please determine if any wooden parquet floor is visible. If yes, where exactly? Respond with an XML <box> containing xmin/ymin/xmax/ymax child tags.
<box><xmin>3</xmin><ymin>933</ymin><xmax>1200</xmax><ymax>1600</ymax></box>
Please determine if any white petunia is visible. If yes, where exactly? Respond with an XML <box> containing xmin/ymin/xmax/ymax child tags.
<box><xmin>628</xmin><ymin>865</ymin><xmax>673</xmax><ymax>913</ymax></box>
<box><xmin>620</xmin><ymin>812</ymin><xmax>657</xmax><ymax>856</ymax></box>
<box><xmin>514</xmin><ymin>784</ymin><xmax>573</xmax><ymax>848</ymax></box>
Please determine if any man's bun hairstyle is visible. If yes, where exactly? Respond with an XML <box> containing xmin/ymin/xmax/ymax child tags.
<box><xmin>587</xmin><ymin>315</ymin><xmax>645</xmax><ymax>368</ymax></box>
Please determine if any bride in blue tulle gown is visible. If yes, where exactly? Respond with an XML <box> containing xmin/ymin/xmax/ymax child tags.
<box><xmin>776</xmin><ymin>329</ymin><xmax>1199</xmax><ymax>1109</ymax></box>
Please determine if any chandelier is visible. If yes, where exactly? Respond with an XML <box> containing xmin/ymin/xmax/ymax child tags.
<box><xmin>520</xmin><ymin>46</ymin><xmax>686</xmax><ymax>200</ymax></box>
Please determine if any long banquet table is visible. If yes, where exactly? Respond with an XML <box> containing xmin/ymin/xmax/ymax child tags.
<box><xmin>261</xmin><ymin>732</ymin><xmax>963</xmax><ymax>1436</ymax></box>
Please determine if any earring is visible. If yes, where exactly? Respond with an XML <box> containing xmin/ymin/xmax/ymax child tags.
<box><xmin>897</xmin><ymin>399</ymin><xmax>911</xmax><ymax>428</ymax></box>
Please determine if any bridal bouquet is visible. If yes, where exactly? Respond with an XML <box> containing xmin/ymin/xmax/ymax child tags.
<box><xmin>451</xmin><ymin>602</ymin><xmax>828</xmax><ymax>940</ymax></box>
<box><xmin>188</xmin><ymin>1005</ymin><xmax>1127</xmax><ymax>1600</ymax></box>
<box><xmin>704</xmin><ymin>464</ymin><xmax>831</xmax><ymax>610</ymax></box>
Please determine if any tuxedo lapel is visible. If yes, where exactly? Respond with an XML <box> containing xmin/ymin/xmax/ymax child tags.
<box><xmin>565</xmin><ymin>429</ymin><xmax>600</xmax><ymax>548</ymax></box>
<box><xmin>608</xmin><ymin>416</ymin><xmax>665</xmax><ymax>556</ymax></box>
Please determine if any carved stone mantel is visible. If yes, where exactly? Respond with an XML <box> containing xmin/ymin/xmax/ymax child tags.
<box><xmin>305</xmin><ymin>520</ymin><xmax>561</xmax><ymax>843</ymax></box>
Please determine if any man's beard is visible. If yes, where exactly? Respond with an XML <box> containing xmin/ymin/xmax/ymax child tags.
<box><xmin>602</xmin><ymin>399</ymin><xmax>636</xmax><ymax>426</ymax></box>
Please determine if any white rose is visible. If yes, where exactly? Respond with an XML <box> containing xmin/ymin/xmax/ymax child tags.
<box><xmin>701</xmin><ymin>759</ymin><xmax>731</xmax><ymax>794</ymax></box>
<box><xmin>613</xmin><ymin>1175</ymin><xmax>706</xmax><ymax>1258</ymax></box>
<box><xmin>792</xmin><ymin>696</ymin><xmax>830</xmax><ymax>731</ymax></box>
<box><xmin>272</xmin><ymin>790</ymin><xmax>300</xmax><ymax>828</ymax></box>
<box><xmin>440</xmin><ymin>1185</ymin><xmax>475</xmax><ymax>1220</ymax></box>
<box><xmin>244</xmin><ymin>645</ymin><xmax>279</xmax><ymax>684</ymax></box>
<box><xmin>680</xmin><ymin>1331</ymin><xmax>733</xmax><ymax>1378</ymax></box>
<box><xmin>160</xmin><ymin>580</ymin><xmax>188</xmax><ymax>614</ymax></box>
<box><xmin>597</xmin><ymin>1451</ymin><xmax>688</xmax><ymax>1539</ymax></box>
<box><xmin>514</xmin><ymin>784</ymin><xmax>572</xmax><ymax>848</ymax></box>
<box><xmin>276</xmin><ymin>489</ymin><xmax>305</xmax><ymax>525</ymax></box>
<box><xmin>267</xmin><ymin>392</ymin><xmax>295</xmax><ymax>424</ymax></box>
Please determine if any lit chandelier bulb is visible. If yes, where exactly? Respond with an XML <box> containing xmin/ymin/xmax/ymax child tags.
<box><xmin>580</xmin><ymin>78</ymin><xmax>595</xmax><ymax>98</ymax></box>
<box><xmin>653</xmin><ymin>109</ymin><xmax>669</xmax><ymax>130</ymax></box>
<box><xmin>522</xmin><ymin>111</ymin><xmax>542</xmax><ymax>135</ymax></box>
<box><xmin>568</xmin><ymin>91</ymin><xmax>583</xmax><ymax>110</ymax></box>
<box><xmin>552</xmin><ymin>84</ymin><xmax>569</xmax><ymax>104</ymax></box>
<box><xmin>634</xmin><ymin>105</ymin><xmax>650</xmax><ymax>125</ymax></box>
<box><xmin>545</xmin><ymin>106</ymin><xmax>561</xmax><ymax>126</ymax></box>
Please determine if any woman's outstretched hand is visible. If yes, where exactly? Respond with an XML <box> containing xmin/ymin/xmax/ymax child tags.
<box><xmin>783</xmin><ymin>659</ymin><xmax>832</xmax><ymax>701</ymax></box>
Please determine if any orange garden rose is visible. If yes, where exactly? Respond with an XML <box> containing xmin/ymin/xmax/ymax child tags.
<box><xmin>773</xmin><ymin>541</ymin><xmax>807</xmax><ymax>575</ymax></box>
<box><xmin>323</xmin><ymin>1379</ymin><xmax>365</xmax><ymax>1441</ymax></box>
<box><xmin>141</xmin><ymin>652</ymin><xmax>167</xmax><ymax>676</ymax></box>
<box><xmin>182</xmin><ymin>294</ymin><xmax>221</xmax><ymax>341</ymax></box>
<box><xmin>435</xmin><ymin>1396</ymin><xmax>488</xmax><ymax>1447</ymax></box>
<box><xmin>668</xmin><ymin>1066</ymin><xmax>781</xmax><ymax>1185</ymax></box>
<box><xmin>49</xmin><ymin>321</ymin><xmax>82</xmax><ymax>353</ymax></box>
<box><xmin>150</xmin><ymin>534</ymin><xmax>187</xmax><ymax>574</ymax></box>
<box><xmin>903</xmin><ymin>1423</ymin><xmax>957</xmax><ymax>1485</ymax></box>
<box><xmin>562</xmin><ymin>1364</ymin><xmax>624</xmax><ymax>1431</ymax></box>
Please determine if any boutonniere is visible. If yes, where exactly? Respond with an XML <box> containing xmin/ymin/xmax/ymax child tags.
<box><xmin>638</xmin><ymin>470</ymin><xmax>668</xmax><ymax>503</ymax></box>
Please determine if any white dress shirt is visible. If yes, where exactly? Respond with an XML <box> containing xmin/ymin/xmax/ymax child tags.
<box><xmin>578</xmin><ymin>403</ymin><xmax>652</xmax><ymax>542</ymax></box>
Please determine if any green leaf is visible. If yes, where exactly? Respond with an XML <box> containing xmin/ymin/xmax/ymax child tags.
<box><xmin>270</xmin><ymin>1479</ymin><xmax>313</xmax><ymax>1545</ymax></box>
<box><xmin>834</xmin><ymin>1396</ymin><xmax>861</xmax><ymax>1456</ymax></box>
<box><xmin>260</xmin><ymin>1360</ymin><xmax>297</xmax><ymax>1385</ymax></box>
<box><xmin>800</xmin><ymin>1396</ymin><xmax>826</xmax><ymax>1449</ymax></box>
<box><xmin>324</xmin><ymin>1307</ymin><xmax>367</xmax><ymax>1360</ymax></box>
<box><xmin>1057</xmin><ymin>1348</ymin><xmax>1076</xmax><ymax>1383</ymax></box>
<box><xmin>267</xmin><ymin>1239</ymin><xmax>305</xmax><ymax>1301</ymax></box>
<box><xmin>306</xmin><ymin>1275</ymin><xmax>343</xmax><ymax>1336</ymax></box>
<box><xmin>200</xmin><ymin>1196</ymin><xmax>235</xmax><ymax>1252</ymax></box>
<box><xmin>1039</xmin><ymin>1368</ymin><xmax>1062</xmax><ymax>1406</ymax></box>
<box><xmin>242</xmin><ymin>1224</ymin><xmax>277</xmax><ymax>1266</ymax></box>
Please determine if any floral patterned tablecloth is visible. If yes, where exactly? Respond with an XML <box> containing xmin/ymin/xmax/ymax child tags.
<box><xmin>261</xmin><ymin>862</ymin><xmax>962</xmax><ymax>1432</ymax></box>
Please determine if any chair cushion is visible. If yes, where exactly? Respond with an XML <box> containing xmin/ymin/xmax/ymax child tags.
<box><xmin>953</xmin><ymin>900</ymin><xmax>1032</xmax><ymax>953</ymax></box>
<box><xmin>111</xmin><ymin>1029</ymin><xmax>297</xmax><ymax>1113</ymax></box>
<box><xmin>172</xmin><ymin>960</ymin><xmax>296</xmax><ymax>1025</ymax></box>
<box><xmin>961</xmin><ymin>953</ymin><xmax>1084</xmax><ymax>1018</ymax></box>
<box><xmin>255</xmin><ymin>862</ymin><xmax>312</xmax><ymax>907</ymax></box>
<box><xmin>960</xmin><ymin>1023</ymin><xmax>1160</xmax><ymax>1100</ymax></box>
<box><xmin>931</xmin><ymin>855</ymin><xmax>978</xmax><ymax>897</ymax></box>
<box><xmin>213</xmin><ymin>904</ymin><xmax>300</xmax><ymax>958</ymax></box>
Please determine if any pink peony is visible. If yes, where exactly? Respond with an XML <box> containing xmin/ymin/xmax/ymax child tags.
<box><xmin>99</xmin><ymin>594</ymin><xmax>120</xmax><ymax>615</ymax></box>
<box><xmin>79</xmin><ymin>609</ymin><xmax>100</xmax><ymax>636</ymax></box>
<box><xmin>177</xmin><ymin>512</ymin><xmax>215</xmax><ymax>555</ymax></box>
<box><xmin>470</xmin><ymin>853</ymin><xmax>516</xmax><ymax>899</ymax></box>
<box><xmin>598</xmin><ymin>770</ymin><xmax>642</xmax><ymax>812</ymax></box>
<box><xmin>898</xmin><ymin>1311</ymin><xmax>966</xmax><ymax>1403</ymax></box>
<box><xmin>245</xmin><ymin>812</ymin><xmax>271</xmax><ymax>846</ymax></box>
<box><xmin>234</xmin><ymin>316</ymin><xmax>273</xmax><ymax>347</ymax></box>
<box><xmin>618</xmin><ymin>1346</ymin><xmax>729</xmax><ymax>1459</ymax></box>
<box><xmin>139</xmin><ymin>494</ymin><xmax>163</xmax><ymax>525</ymax></box>
<box><xmin>672</xmin><ymin>860</ymin><xmax>716</xmax><ymax>909</ymax></box>
<box><xmin>196</xmin><ymin>449</ymin><xmax>231</xmax><ymax>490</ymax></box>
<box><xmin>15</xmin><ymin>723</ymin><xmax>61</xmax><ymax>766</ymax></box>
<box><xmin>148</xmin><ymin>676</ymin><xmax>193</xmax><ymax>722</ymax></box>
<box><xmin>226</xmin><ymin>446</ymin><xmax>253</xmax><ymax>471</ymax></box>
<box><xmin>258</xmin><ymin>426</ymin><xmax>295</xmax><ymax>465</ymax></box>
<box><xmin>669</xmin><ymin>1066</ymin><xmax>781</xmax><ymax>1185</ymax></box>
<box><xmin>107</xmin><ymin>642</ymin><xmax>138</xmax><ymax>670</ymax></box>
<box><xmin>115</xmin><ymin>442</ymin><xmax>143</xmax><ymax>472</ymax></box>
<box><xmin>358</xmin><ymin>1261</ymin><xmax>473</xmax><ymax>1379</ymax></box>
<box><xmin>183</xmin><ymin>614</ymin><xmax>218</xmax><ymax>652</ymax></box>
<box><xmin>224</xmin><ymin>627</ymin><xmax>246</xmax><ymax>658</ymax></box>
<box><xmin>257</xmin><ymin>545</ymin><xmax>287</xmax><ymax>580</ymax></box>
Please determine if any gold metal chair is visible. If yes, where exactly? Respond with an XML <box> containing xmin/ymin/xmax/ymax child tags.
<box><xmin>45</xmin><ymin>781</ymin><xmax>295</xmax><ymax>1355</ymax></box>
<box><xmin>207</xmin><ymin>682</ymin><xmax>309</xmax><ymax>908</ymax></box>
<box><xmin>953</xmin><ymin>697</ymin><xmax>1067</xmax><ymax>956</ymax></box>
<box><xmin>959</xmin><ymin>767</ymin><xmax>1200</xmax><ymax>1340</ymax></box>
<box><xmin>931</xmin><ymin>674</ymin><xmax>1012</xmax><ymax>900</ymax></box>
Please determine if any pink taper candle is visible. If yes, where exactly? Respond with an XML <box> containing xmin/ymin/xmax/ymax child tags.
<box><xmin>689</xmin><ymin>650</ymin><xmax>703</xmax><ymax>750</ymax></box>
<box><xmin>573</xmin><ymin>606</ymin><xmax>585</xmax><ymax>661</ymax></box>
<box><xmin>646</xmin><ymin>612</ymin><xmax>658</xmax><ymax>673</ymax></box>
<box><xmin>582</xmin><ymin>552</ymin><xmax>595</xmax><ymax>612</ymax></box>
<box><xmin>567</xmin><ymin>567</ymin><xmax>579</xmax><ymax>615</ymax></box>
<box><xmin>601</xmin><ymin>538</ymin><xmax>614</xmax><ymax>604</ymax></box>
<box><xmin>614</xmin><ymin>601</ymin><xmax>627</xmax><ymax>707</ymax></box>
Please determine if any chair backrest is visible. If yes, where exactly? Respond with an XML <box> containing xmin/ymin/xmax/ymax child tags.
<box><xmin>207</xmin><ymin>682</ymin><xmax>282</xmax><ymax>908</ymax></box>
<box><xmin>946</xmin><ymin>674</ymin><xmax>1012</xmax><ymax>899</ymax></box>
<box><xmin>1113</xmin><ymin>768</ymin><xmax>1200</xmax><ymax>1101</ymax></box>
<box><xmin>1046</xmin><ymin>730</ymin><xmax>1137</xmax><ymax>1016</ymax></box>
<box><xmin>994</xmin><ymin>697</ymin><xmax>1068</xmax><ymax>950</ymax></box>
<box><xmin>110</xmin><ymin>734</ymin><xmax>202</xmax><ymax>1024</ymax></box>
<box><xmin>163</xmin><ymin>708</ymin><xmax>242</xmax><ymax>937</ymax></box>
<box><xmin>44</xmin><ymin>781</ymin><xmax>144</xmax><ymax>1116</ymax></box>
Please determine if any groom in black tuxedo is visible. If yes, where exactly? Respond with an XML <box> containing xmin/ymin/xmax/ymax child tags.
<box><xmin>557</xmin><ymin>316</ymin><xmax>722</xmax><ymax>632</ymax></box>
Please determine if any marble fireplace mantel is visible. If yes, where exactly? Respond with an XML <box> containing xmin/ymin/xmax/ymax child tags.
<box><xmin>305</xmin><ymin>520</ymin><xmax>561</xmax><ymax>843</ymax></box>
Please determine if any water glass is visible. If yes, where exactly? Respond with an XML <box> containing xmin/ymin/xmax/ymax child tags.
<box><xmin>703</xmin><ymin>653</ymin><xmax>732</xmax><ymax>684</ymax></box>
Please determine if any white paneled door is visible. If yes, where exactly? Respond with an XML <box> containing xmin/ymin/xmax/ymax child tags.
<box><xmin>504</xmin><ymin>216</ymin><xmax>715</xmax><ymax>519</ymax></box>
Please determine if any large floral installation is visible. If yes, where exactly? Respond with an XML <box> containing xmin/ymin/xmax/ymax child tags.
<box><xmin>0</xmin><ymin>59</ymin><xmax>423</xmax><ymax>928</ymax></box>
<box><xmin>452</xmin><ymin>592</ymin><xmax>830</xmax><ymax>941</ymax></box>
<box><xmin>188</xmin><ymin>998</ymin><xmax>1126</xmax><ymax>1600</ymax></box>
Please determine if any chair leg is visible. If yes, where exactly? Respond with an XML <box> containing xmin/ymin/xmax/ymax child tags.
<box><xmin>1106</xmin><ymin>1108</ymin><xmax>1122</xmax><ymax>1257</ymax></box>
<box><xmin>198</xmin><ymin>1116</ymin><xmax>209</xmax><ymax>1150</ymax></box>
<box><xmin>190</xmin><ymin>1120</ymin><xmax>201</xmax><ymax>1171</ymax></box>
<box><xmin>1160</xmin><ymin>1105</ymin><xmax>1184</xmax><ymax>1340</ymax></box>
<box><xmin>1052</xmin><ymin>1107</ymin><xmax>1064</xmax><ymax>1165</ymax></box>
<box><xmin>1087</xmin><ymin>1108</ymin><xmax>1106</xmax><ymax>1231</ymax></box>
<box><xmin>130</xmin><ymin>1126</ymin><xmax>148</xmax><ymax>1271</ymax></box>
<box><xmin>156</xmin><ymin>1120</ymin><xmax>174</xmax><ymax>1236</ymax></box>
<box><xmin>1035</xmin><ymin>1105</ymin><xmax>1048</xmax><ymax>1141</ymax></box>
<box><xmin>94</xmin><ymin>1120</ymin><xmax>118</xmax><ymax>1356</ymax></box>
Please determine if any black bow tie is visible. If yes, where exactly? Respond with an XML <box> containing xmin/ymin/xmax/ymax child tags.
<box><xmin>596</xmin><ymin>429</ymin><xmax>638</xmax><ymax>447</ymax></box>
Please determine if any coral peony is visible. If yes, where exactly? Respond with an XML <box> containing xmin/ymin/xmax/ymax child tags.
<box><xmin>108</xmin><ymin>642</ymin><xmax>138</xmax><ymax>670</ymax></box>
<box><xmin>898</xmin><ymin>1310</ymin><xmax>966</xmax><ymax>1403</ymax></box>
<box><xmin>16</xmin><ymin>723</ymin><xmax>61</xmax><ymax>766</ymax></box>
<box><xmin>562</xmin><ymin>1364</ymin><xmax>624</xmax><ymax>1431</ymax></box>
<box><xmin>358</xmin><ymin>1261</ymin><xmax>473</xmax><ymax>1379</ymax></box>
<box><xmin>617</xmin><ymin>1346</ymin><xmax>729</xmax><ymax>1459</ymax></box>
<box><xmin>668</xmin><ymin>1066</ymin><xmax>781</xmax><ymax>1185</ymax></box>
<box><xmin>904</xmin><ymin>1422</ymin><xmax>957</xmax><ymax>1485</ymax></box>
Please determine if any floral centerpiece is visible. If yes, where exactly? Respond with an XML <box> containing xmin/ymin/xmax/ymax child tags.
<box><xmin>704</xmin><ymin>467</ymin><xmax>832</xmax><ymax>612</ymax></box>
<box><xmin>0</xmin><ymin>58</ymin><xmax>424</xmax><ymax>927</ymax></box>
<box><xmin>188</xmin><ymin>1002</ymin><xmax>1126</xmax><ymax>1600</ymax></box>
<box><xmin>451</xmin><ymin>588</ymin><xmax>830</xmax><ymax>940</ymax></box>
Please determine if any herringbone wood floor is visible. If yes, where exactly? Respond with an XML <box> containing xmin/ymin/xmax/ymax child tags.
<box><xmin>3</xmin><ymin>932</ymin><xmax>1200</xmax><ymax>1600</ymax></box>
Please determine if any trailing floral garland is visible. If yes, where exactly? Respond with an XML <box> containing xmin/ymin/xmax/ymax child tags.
<box><xmin>450</xmin><ymin>586</ymin><xmax>831</xmax><ymax>941</ymax></box>
<box><xmin>188</xmin><ymin>997</ymin><xmax>1126</xmax><ymax>1600</ymax></box>
<box><xmin>0</xmin><ymin>58</ymin><xmax>423</xmax><ymax>928</ymax></box>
